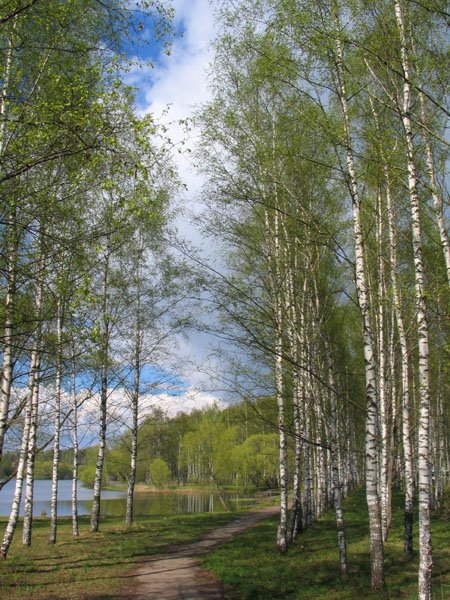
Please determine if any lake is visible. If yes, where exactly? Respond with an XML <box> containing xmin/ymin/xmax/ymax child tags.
<box><xmin>0</xmin><ymin>479</ymin><xmax>256</xmax><ymax>517</ymax></box>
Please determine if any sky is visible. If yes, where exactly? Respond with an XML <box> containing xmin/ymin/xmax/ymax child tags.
<box><xmin>126</xmin><ymin>0</ymin><xmax>216</xmax><ymax>195</ymax></box>
<box><xmin>121</xmin><ymin>0</ymin><xmax>223</xmax><ymax>415</ymax></box>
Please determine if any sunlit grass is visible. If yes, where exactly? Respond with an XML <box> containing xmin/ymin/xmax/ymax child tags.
<box><xmin>205</xmin><ymin>488</ymin><xmax>450</xmax><ymax>599</ymax></box>
<box><xmin>1</xmin><ymin>489</ymin><xmax>448</xmax><ymax>599</ymax></box>
<box><xmin>0</xmin><ymin>511</ymin><xmax>240</xmax><ymax>599</ymax></box>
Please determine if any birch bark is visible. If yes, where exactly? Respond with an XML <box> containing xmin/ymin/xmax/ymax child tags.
<box><xmin>50</xmin><ymin>300</ymin><xmax>63</xmax><ymax>544</ymax></box>
<box><xmin>0</xmin><ymin>368</ymin><xmax>35</xmax><ymax>558</ymax></box>
<box><xmin>90</xmin><ymin>251</ymin><xmax>110</xmax><ymax>533</ymax></box>
<box><xmin>126</xmin><ymin>258</ymin><xmax>142</xmax><ymax>526</ymax></box>
<box><xmin>394</xmin><ymin>3</ymin><xmax>433</xmax><ymax>594</ymax></box>
<box><xmin>417</xmin><ymin>81</ymin><xmax>450</xmax><ymax>285</ymax></box>
<box><xmin>22</xmin><ymin>255</ymin><xmax>44</xmax><ymax>547</ymax></box>
<box><xmin>0</xmin><ymin>207</ymin><xmax>17</xmax><ymax>461</ymax></box>
<box><xmin>376</xmin><ymin>194</ymin><xmax>389</xmax><ymax>542</ymax></box>
<box><xmin>286</xmin><ymin>256</ymin><xmax>303</xmax><ymax>541</ymax></box>
<box><xmin>328</xmin><ymin>368</ymin><xmax>348</xmax><ymax>578</ymax></box>
<box><xmin>0</xmin><ymin>22</ymin><xmax>17</xmax><ymax>460</ymax></box>
<box><xmin>333</xmin><ymin>15</ymin><xmax>384</xmax><ymax>588</ymax></box>
<box><xmin>70</xmin><ymin>347</ymin><xmax>79</xmax><ymax>537</ymax></box>
<box><xmin>264</xmin><ymin>204</ymin><xmax>288</xmax><ymax>554</ymax></box>
<box><xmin>369</xmin><ymin>93</ymin><xmax>415</xmax><ymax>555</ymax></box>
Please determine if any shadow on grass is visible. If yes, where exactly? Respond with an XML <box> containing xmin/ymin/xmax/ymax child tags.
<box><xmin>0</xmin><ymin>511</ymin><xmax>242</xmax><ymax>599</ymax></box>
<box><xmin>204</xmin><ymin>488</ymin><xmax>450</xmax><ymax>600</ymax></box>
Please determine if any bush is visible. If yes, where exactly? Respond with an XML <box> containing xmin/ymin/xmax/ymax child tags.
<box><xmin>149</xmin><ymin>458</ymin><xmax>171</xmax><ymax>488</ymax></box>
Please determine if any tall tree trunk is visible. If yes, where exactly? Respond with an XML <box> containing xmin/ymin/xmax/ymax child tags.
<box><xmin>0</xmin><ymin>207</ymin><xmax>17</xmax><ymax>461</ymax></box>
<box><xmin>0</xmin><ymin>369</ymin><xmax>35</xmax><ymax>558</ymax></box>
<box><xmin>376</xmin><ymin>193</ymin><xmax>389</xmax><ymax>542</ymax></box>
<box><xmin>303</xmin><ymin>366</ymin><xmax>314</xmax><ymax>529</ymax></box>
<box><xmin>370</xmin><ymin>93</ymin><xmax>415</xmax><ymax>556</ymax></box>
<box><xmin>417</xmin><ymin>77</ymin><xmax>450</xmax><ymax>285</ymax></box>
<box><xmin>50</xmin><ymin>300</ymin><xmax>62</xmax><ymax>544</ymax></box>
<box><xmin>0</xmin><ymin>18</ymin><xmax>14</xmax><ymax>157</ymax></box>
<box><xmin>22</xmin><ymin>259</ymin><xmax>44</xmax><ymax>547</ymax></box>
<box><xmin>90</xmin><ymin>252</ymin><xmax>110</xmax><ymax>533</ymax></box>
<box><xmin>300</xmin><ymin>283</ymin><xmax>313</xmax><ymax>531</ymax></box>
<box><xmin>22</xmin><ymin>368</ymin><xmax>40</xmax><ymax>546</ymax></box>
<box><xmin>386</xmin><ymin>306</ymin><xmax>397</xmax><ymax>535</ymax></box>
<box><xmin>0</xmin><ymin>23</ymin><xmax>18</xmax><ymax>454</ymax></box>
<box><xmin>333</xmin><ymin>17</ymin><xmax>384</xmax><ymax>588</ymax></box>
<box><xmin>286</xmin><ymin>255</ymin><xmax>303</xmax><ymax>541</ymax></box>
<box><xmin>315</xmin><ymin>396</ymin><xmax>326</xmax><ymax>517</ymax></box>
<box><xmin>394</xmin><ymin>3</ymin><xmax>433</xmax><ymax>594</ymax></box>
<box><xmin>328</xmin><ymin>368</ymin><xmax>348</xmax><ymax>578</ymax></box>
<box><xmin>264</xmin><ymin>204</ymin><xmax>288</xmax><ymax>554</ymax></box>
<box><xmin>126</xmin><ymin>260</ymin><xmax>142</xmax><ymax>526</ymax></box>
<box><xmin>70</xmin><ymin>345</ymin><xmax>79</xmax><ymax>537</ymax></box>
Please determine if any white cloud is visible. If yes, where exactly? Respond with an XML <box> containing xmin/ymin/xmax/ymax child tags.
<box><xmin>135</xmin><ymin>0</ymin><xmax>216</xmax><ymax>195</ymax></box>
<box><xmin>77</xmin><ymin>386</ymin><xmax>222</xmax><ymax>428</ymax></box>
<box><xmin>123</xmin><ymin>2</ymin><xmax>229</xmax><ymax>407</ymax></box>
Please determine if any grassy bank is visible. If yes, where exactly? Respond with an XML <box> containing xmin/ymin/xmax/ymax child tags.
<box><xmin>204</xmin><ymin>488</ymin><xmax>450</xmax><ymax>599</ymax></box>
<box><xmin>0</xmin><ymin>511</ymin><xmax>240</xmax><ymax>599</ymax></box>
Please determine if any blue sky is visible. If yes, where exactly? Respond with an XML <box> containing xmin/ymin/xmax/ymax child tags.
<box><xmin>121</xmin><ymin>0</ymin><xmax>223</xmax><ymax>409</ymax></box>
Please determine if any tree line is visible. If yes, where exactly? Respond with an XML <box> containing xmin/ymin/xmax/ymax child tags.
<box><xmin>0</xmin><ymin>0</ymin><xmax>448</xmax><ymax>598</ymax></box>
<box><xmin>195</xmin><ymin>0</ymin><xmax>449</xmax><ymax>597</ymax></box>
<box><xmin>0</xmin><ymin>0</ymin><xmax>189</xmax><ymax>557</ymax></box>
<box><xmin>88</xmin><ymin>401</ymin><xmax>282</xmax><ymax>491</ymax></box>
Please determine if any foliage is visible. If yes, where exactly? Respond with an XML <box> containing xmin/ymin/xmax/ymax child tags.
<box><xmin>102</xmin><ymin>401</ymin><xmax>282</xmax><ymax>490</ymax></box>
<box><xmin>149</xmin><ymin>457</ymin><xmax>171</xmax><ymax>488</ymax></box>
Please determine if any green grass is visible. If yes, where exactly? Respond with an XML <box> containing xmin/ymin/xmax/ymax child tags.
<box><xmin>0</xmin><ymin>511</ymin><xmax>240</xmax><ymax>599</ymax></box>
<box><xmin>204</xmin><ymin>488</ymin><xmax>450</xmax><ymax>599</ymax></box>
<box><xmin>1</xmin><ymin>490</ymin><xmax>448</xmax><ymax>599</ymax></box>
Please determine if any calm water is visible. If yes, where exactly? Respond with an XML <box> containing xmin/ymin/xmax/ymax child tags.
<box><xmin>0</xmin><ymin>480</ymin><xmax>255</xmax><ymax>517</ymax></box>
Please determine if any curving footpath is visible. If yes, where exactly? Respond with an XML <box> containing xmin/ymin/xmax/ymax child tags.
<box><xmin>120</xmin><ymin>506</ymin><xmax>278</xmax><ymax>599</ymax></box>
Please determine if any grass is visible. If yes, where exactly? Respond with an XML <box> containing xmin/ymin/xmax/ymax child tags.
<box><xmin>1</xmin><ymin>489</ymin><xmax>448</xmax><ymax>599</ymax></box>
<box><xmin>0</xmin><ymin>511</ymin><xmax>241</xmax><ymax>599</ymax></box>
<box><xmin>204</xmin><ymin>488</ymin><xmax>450</xmax><ymax>599</ymax></box>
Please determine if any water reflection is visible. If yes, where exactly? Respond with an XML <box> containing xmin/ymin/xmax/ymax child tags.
<box><xmin>0</xmin><ymin>480</ymin><xmax>255</xmax><ymax>517</ymax></box>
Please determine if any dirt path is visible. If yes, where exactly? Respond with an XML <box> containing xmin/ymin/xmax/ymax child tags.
<box><xmin>120</xmin><ymin>506</ymin><xmax>278</xmax><ymax>599</ymax></box>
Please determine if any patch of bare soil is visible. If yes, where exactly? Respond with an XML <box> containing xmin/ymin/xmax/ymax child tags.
<box><xmin>120</xmin><ymin>506</ymin><xmax>278</xmax><ymax>599</ymax></box>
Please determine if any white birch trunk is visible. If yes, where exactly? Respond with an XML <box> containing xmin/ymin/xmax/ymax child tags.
<box><xmin>264</xmin><ymin>204</ymin><xmax>288</xmax><ymax>554</ymax></box>
<box><xmin>22</xmin><ymin>373</ymin><xmax>40</xmax><ymax>546</ymax></box>
<box><xmin>333</xmin><ymin>21</ymin><xmax>384</xmax><ymax>589</ymax></box>
<box><xmin>126</xmin><ymin>262</ymin><xmax>142</xmax><ymax>526</ymax></box>
<box><xmin>303</xmin><ymin>369</ymin><xmax>313</xmax><ymax>528</ymax></box>
<box><xmin>49</xmin><ymin>301</ymin><xmax>62</xmax><ymax>544</ymax></box>
<box><xmin>417</xmin><ymin>85</ymin><xmax>450</xmax><ymax>285</ymax></box>
<box><xmin>0</xmin><ymin>17</ymin><xmax>14</xmax><ymax>156</ymax></box>
<box><xmin>263</xmin><ymin>121</ymin><xmax>288</xmax><ymax>552</ymax></box>
<box><xmin>0</xmin><ymin>207</ymin><xmax>17</xmax><ymax>460</ymax></box>
<box><xmin>0</xmin><ymin>28</ymin><xmax>17</xmax><ymax>452</ymax></box>
<box><xmin>315</xmin><ymin>398</ymin><xmax>326</xmax><ymax>517</ymax></box>
<box><xmin>328</xmin><ymin>368</ymin><xmax>348</xmax><ymax>578</ymax></box>
<box><xmin>394</xmin><ymin>3</ymin><xmax>433</xmax><ymax>594</ymax></box>
<box><xmin>22</xmin><ymin>265</ymin><xmax>44</xmax><ymax>547</ymax></box>
<box><xmin>0</xmin><ymin>369</ymin><xmax>35</xmax><ymax>558</ymax></box>
<box><xmin>376</xmin><ymin>194</ymin><xmax>389</xmax><ymax>542</ymax></box>
<box><xmin>386</xmin><ymin>305</ymin><xmax>397</xmax><ymax>535</ymax></box>
<box><xmin>287</xmin><ymin>263</ymin><xmax>303</xmax><ymax>541</ymax></box>
<box><xmin>436</xmin><ymin>364</ymin><xmax>446</xmax><ymax>509</ymax></box>
<box><xmin>70</xmin><ymin>346</ymin><xmax>79</xmax><ymax>537</ymax></box>
<box><xmin>90</xmin><ymin>252</ymin><xmax>110</xmax><ymax>533</ymax></box>
<box><xmin>370</xmin><ymin>93</ymin><xmax>415</xmax><ymax>555</ymax></box>
<box><xmin>299</xmin><ymin>278</ymin><xmax>313</xmax><ymax>530</ymax></box>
